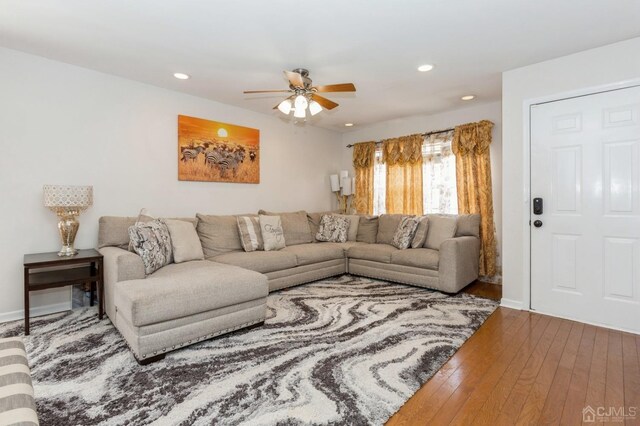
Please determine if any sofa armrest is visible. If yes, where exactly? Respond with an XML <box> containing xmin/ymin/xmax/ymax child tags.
<box><xmin>99</xmin><ymin>247</ymin><xmax>145</xmax><ymax>320</ymax></box>
<box><xmin>438</xmin><ymin>236</ymin><xmax>480</xmax><ymax>293</ymax></box>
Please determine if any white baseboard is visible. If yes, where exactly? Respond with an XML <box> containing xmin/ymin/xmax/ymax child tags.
<box><xmin>500</xmin><ymin>298</ymin><xmax>525</xmax><ymax>310</ymax></box>
<box><xmin>0</xmin><ymin>302</ymin><xmax>72</xmax><ymax>324</ymax></box>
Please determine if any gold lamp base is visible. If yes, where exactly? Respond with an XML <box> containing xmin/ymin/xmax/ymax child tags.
<box><xmin>55</xmin><ymin>209</ymin><xmax>80</xmax><ymax>257</ymax></box>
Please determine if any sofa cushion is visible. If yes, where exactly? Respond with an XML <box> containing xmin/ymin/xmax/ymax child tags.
<box><xmin>282</xmin><ymin>243</ymin><xmax>346</xmax><ymax>266</ymax></box>
<box><xmin>165</xmin><ymin>219</ymin><xmax>205</xmax><ymax>263</ymax></box>
<box><xmin>376</xmin><ymin>214</ymin><xmax>408</xmax><ymax>244</ymax></box>
<box><xmin>456</xmin><ymin>214</ymin><xmax>481</xmax><ymax>238</ymax></box>
<box><xmin>347</xmin><ymin>243</ymin><xmax>398</xmax><ymax>263</ymax></box>
<box><xmin>391</xmin><ymin>248</ymin><xmax>440</xmax><ymax>270</ymax></box>
<box><xmin>258</xmin><ymin>210</ymin><xmax>312</xmax><ymax>246</ymax></box>
<box><xmin>196</xmin><ymin>214</ymin><xmax>243</xmax><ymax>257</ymax></box>
<box><xmin>356</xmin><ymin>215</ymin><xmax>379</xmax><ymax>244</ymax></box>
<box><xmin>424</xmin><ymin>214</ymin><xmax>458</xmax><ymax>250</ymax></box>
<box><xmin>212</xmin><ymin>250</ymin><xmax>297</xmax><ymax>273</ymax></box>
<box><xmin>115</xmin><ymin>261</ymin><xmax>267</xmax><ymax>327</ymax></box>
<box><xmin>99</xmin><ymin>216</ymin><xmax>198</xmax><ymax>250</ymax></box>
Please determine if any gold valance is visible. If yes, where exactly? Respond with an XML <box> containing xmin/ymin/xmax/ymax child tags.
<box><xmin>382</xmin><ymin>134</ymin><xmax>423</xmax><ymax>166</ymax></box>
<box><xmin>352</xmin><ymin>142</ymin><xmax>376</xmax><ymax>169</ymax></box>
<box><xmin>452</xmin><ymin>120</ymin><xmax>494</xmax><ymax>155</ymax></box>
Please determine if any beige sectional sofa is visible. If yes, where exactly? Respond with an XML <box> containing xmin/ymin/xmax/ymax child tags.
<box><xmin>98</xmin><ymin>211</ymin><xmax>480</xmax><ymax>363</ymax></box>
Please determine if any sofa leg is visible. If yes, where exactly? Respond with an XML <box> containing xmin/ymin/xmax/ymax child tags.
<box><xmin>137</xmin><ymin>353</ymin><xmax>166</xmax><ymax>365</ymax></box>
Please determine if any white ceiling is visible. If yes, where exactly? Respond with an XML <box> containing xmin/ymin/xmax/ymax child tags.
<box><xmin>2</xmin><ymin>0</ymin><xmax>639</xmax><ymax>131</ymax></box>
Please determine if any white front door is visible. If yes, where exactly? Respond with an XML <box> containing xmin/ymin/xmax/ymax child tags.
<box><xmin>530</xmin><ymin>86</ymin><xmax>640</xmax><ymax>333</ymax></box>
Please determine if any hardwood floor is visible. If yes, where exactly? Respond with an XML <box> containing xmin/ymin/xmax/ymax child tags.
<box><xmin>387</xmin><ymin>282</ymin><xmax>640</xmax><ymax>425</ymax></box>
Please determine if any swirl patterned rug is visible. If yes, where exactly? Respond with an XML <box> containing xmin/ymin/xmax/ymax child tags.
<box><xmin>0</xmin><ymin>275</ymin><xmax>498</xmax><ymax>425</ymax></box>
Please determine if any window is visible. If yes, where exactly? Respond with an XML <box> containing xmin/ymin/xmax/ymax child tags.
<box><xmin>422</xmin><ymin>131</ymin><xmax>457</xmax><ymax>214</ymax></box>
<box><xmin>373</xmin><ymin>148</ymin><xmax>386</xmax><ymax>215</ymax></box>
<box><xmin>372</xmin><ymin>131</ymin><xmax>457</xmax><ymax>215</ymax></box>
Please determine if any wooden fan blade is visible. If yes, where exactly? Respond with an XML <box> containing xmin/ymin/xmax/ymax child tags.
<box><xmin>311</xmin><ymin>94</ymin><xmax>339</xmax><ymax>110</ymax></box>
<box><xmin>284</xmin><ymin>70</ymin><xmax>304</xmax><ymax>88</ymax></box>
<box><xmin>313</xmin><ymin>83</ymin><xmax>356</xmax><ymax>93</ymax></box>
<box><xmin>244</xmin><ymin>90</ymin><xmax>292</xmax><ymax>94</ymax></box>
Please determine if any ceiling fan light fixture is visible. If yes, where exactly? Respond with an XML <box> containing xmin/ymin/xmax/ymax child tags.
<box><xmin>173</xmin><ymin>72</ymin><xmax>190</xmax><ymax>80</ymax></box>
<box><xmin>293</xmin><ymin>107</ymin><xmax>306</xmax><ymax>119</ymax></box>
<box><xmin>277</xmin><ymin>99</ymin><xmax>293</xmax><ymax>114</ymax></box>
<box><xmin>461</xmin><ymin>95</ymin><xmax>476</xmax><ymax>101</ymax></box>
<box><xmin>294</xmin><ymin>95</ymin><xmax>308</xmax><ymax>111</ymax></box>
<box><xmin>309</xmin><ymin>100</ymin><xmax>323</xmax><ymax>116</ymax></box>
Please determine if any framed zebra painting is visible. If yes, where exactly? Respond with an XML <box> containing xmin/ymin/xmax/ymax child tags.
<box><xmin>178</xmin><ymin>115</ymin><xmax>260</xmax><ymax>183</ymax></box>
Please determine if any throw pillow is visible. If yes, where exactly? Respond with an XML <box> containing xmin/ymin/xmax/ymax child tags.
<box><xmin>237</xmin><ymin>216</ymin><xmax>264</xmax><ymax>252</ymax></box>
<box><xmin>257</xmin><ymin>210</ymin><xmax>312</xmax><ymax>246</ymax></box>
<box><xmin>411</xmin><ymin>216</ymin><xmax>429</xmax><ymax>248</ymax></box>
<box><xmin>424</xmin><ymin>214</ymin><xmax>458</xmax><ymax>250</ymax></box>
<box><xmin>332</xmin><ymin>214</ymin><xmax>360</xmax><ymax>241</ymax></box>
<box><xmin>259</xmin><ymin>215</ymin><xmax>286</xmax><ymax>251</ymax></box>
<box><xmin>165</xmin><ymin>219</ymin><xmax>205</xmax><ymax>263</ymax></box>
<box><xmin>128</xmin><ymin>208</ymin><xmax>155</xmax><ymax>252</ymax></box>
<box><xmin>128</xmin><ymin>219</ymin><xmax>173</xmax><ymax>275</ymax></box>
<box><xmin>391</xmin><ymin>216</ymin><xmax>420</xmax><ymax>249</ymax></box>
<box><xmin>315</xmin><ymin>214</ymin><xmax>349</xmax><ymax>243</ymax></box>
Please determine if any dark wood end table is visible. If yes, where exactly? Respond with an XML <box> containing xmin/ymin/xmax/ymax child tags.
<box><xmin>23</xmin><ymin>249</ymin><xmax>104</xmax><ymax>335</ymax></box>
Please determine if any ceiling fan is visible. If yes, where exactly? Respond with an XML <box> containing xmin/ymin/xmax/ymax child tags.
<box><xmin>243</xmin><ymin>68</ymin><xmax>356</xmax><ymax>119</ymax></box>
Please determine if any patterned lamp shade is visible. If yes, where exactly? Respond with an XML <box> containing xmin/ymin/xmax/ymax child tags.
<box><xmin>43</xmin><ymin>185</ymin><xmax>93</xmax><ymax>211</ymax></box>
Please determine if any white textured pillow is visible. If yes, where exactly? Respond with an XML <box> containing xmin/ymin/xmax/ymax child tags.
<box><xmin>259</xmin><ymin>215</ymin><xmax>286</xmax><ymax>251</ymax></box>
<box><xmin>164</xmin><ymin>219</ymin><xmax>205</xmax><ymax>263</ymax></box>
<box><xmin>333</xmin><ymin>214</ymin><xmax>360</xmax><ymax>241</ymax></box>
<box><xmin>316</xmin><ymin>214</ymin><xmax>349</xmax><ymax>243</ymax></box>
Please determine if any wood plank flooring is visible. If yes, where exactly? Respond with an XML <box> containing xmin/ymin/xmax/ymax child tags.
<box><xmin>387</xmin><ymin>282</ymin><xmax>640</xmax><ymax>425</ymax></box>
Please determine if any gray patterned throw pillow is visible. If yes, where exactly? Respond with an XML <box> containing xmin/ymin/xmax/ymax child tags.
<box><xmin>316</xmin><ymin>214</ymin><xmax>349</xmax><ymax>243</ymax></box>
<box><xmin>128</xmin><ymin>219</ymin><xmax>173</xmax><ymax>275</ymax></box>
<box><xmin>391</xmin><ymin>216</ymin><xmax>420</xmax><ymax>249</ymax></box>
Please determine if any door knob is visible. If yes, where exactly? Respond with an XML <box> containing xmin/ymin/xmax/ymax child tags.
<box><xmin>533</xmin><ymin>220</ymin><xmax>543</xmax><ymax>228</ymax></box>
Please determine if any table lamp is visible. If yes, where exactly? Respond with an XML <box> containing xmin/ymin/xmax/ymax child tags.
<box><xmin>43</xmin><ymin>185</ymin><xmax>93</xmax><ymax>256</ymax></box>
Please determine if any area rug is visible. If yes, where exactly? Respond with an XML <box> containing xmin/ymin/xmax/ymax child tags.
<box><xmin>0</xmin><ymin>275</ymin><xmax>498</xmax><ymax>425</ymax></box>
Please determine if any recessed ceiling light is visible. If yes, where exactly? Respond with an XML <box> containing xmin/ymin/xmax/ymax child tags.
<box><xmin>344</xmin><ymin>123</ymin><xmax>354</xmax><ymax>127</ymax></box>
<box><xmin>173</xmin><ymin>73</ymin><xmax>190</xmax><ymax>80</ymax></box>
<box><xmin>461</xmin><ymin>95</ymin><xmax>476</xmax><ymax>101</ymax></box>
<box><xmin>417</xmin><ymin>64</ymin><xmax>434</xmax><ymax>72</ymax></box>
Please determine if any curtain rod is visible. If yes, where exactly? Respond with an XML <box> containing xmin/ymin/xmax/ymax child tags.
<box><xmin>345</xmin><ymin>127</ymin><xmax>455</xmax><ymax>148</ymax></box>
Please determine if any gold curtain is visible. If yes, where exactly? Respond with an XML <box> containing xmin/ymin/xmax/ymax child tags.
<box><xmin>452</xmin><ymin>120</ymin><xmax>497</xmax><ymax>277</ymax></box>
<box><xmin>352</xmin><ymin>142</ymin><xmax>376</xmax><ymax>214</ymax></box>
<box><xmin>383</xmin><ymin>134</ymin><xmax>423</xmax><ymax>215</ymax></box>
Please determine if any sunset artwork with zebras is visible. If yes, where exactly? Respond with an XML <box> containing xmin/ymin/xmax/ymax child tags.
<box><xmin>178</xmin><ymin>115</ymin><xmax>260</xmax><ymax>183</ymax></box>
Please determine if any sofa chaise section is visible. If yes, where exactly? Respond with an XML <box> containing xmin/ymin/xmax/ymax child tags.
<box><xmin>113</xmin><ymin>260</ymin><xmax>267</xmax><ymax>362</ymax></box>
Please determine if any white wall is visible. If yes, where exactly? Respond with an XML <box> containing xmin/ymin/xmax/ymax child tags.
<box><xmin>501</xmin><ymin>37</ymin><xmax>640</xmax><ymax>308</ymax></box>
<box><xmin>340</xmin><ymin>101</ymin><xmax>503</xmax><ymax>277</ymax></box>
<box><xmin>0</xmin><ymin>48</ymin><xmax>343</xmax><ymax>320</ymax></box>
